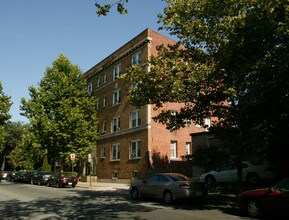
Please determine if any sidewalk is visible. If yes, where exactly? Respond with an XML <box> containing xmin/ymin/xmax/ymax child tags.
<box><xmin>76</xmin><ymin>180</ymin><xmax>130</xmax><ymax>190</ymax></box>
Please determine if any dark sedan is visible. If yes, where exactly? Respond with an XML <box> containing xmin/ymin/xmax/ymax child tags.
<box><xmin>31</xmin><ymin>171</ymin><xmax>54</xmax><ymax>185</ymax></box>
<box><xmin>47</xmin><ymin>172</ymin><xmax>78</xmax><ymax>188</ymax></box>
<box><xmin>238</xmin><ymin>178</ymin><xmax>289</xmax><ymax>218</ymax></box>
<box><xmin>129</xmin><ymin>173</ymin><xmax>207</xmax><ymax>204</ymax></box>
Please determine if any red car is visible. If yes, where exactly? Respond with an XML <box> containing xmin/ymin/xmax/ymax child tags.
<box><xmin>238</xmin><ymin>178</ymin><xmax>289</xmax><ymax>218</ymax></box>
<box><xmin>46</xmin><ymin>172</ymin><xmax>78</xmax><ymax>188</ymax></box>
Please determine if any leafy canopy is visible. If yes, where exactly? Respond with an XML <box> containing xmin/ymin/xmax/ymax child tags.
<box><xmin>20</xmin><ymin>54</ymin><xmax>98</xmax><ymax>164</ymax></box>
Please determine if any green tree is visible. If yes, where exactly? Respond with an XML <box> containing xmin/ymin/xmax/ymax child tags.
<box><xmin>0</xmin><ymin>82</ymin><xmax>12</xmax><ymax>171</ymax></box>
<box><xmin>20</xmin><ymin>54</ymin><xmax>98</xmax><ymax>169</ymax></box>
<box><xmin>0</xmin><ymin>121</ymin><xmax>24</xmax><ymax>171</ymax></box>
<box><xmin>118</xmin><ymin>0</ymin><xmax>289</xmax><ymax>183</ymax></box>
<box><xmin>0</xmin><ymin>82</ymin><xmax>12</xmax><ymax>126</ymax></box>
<box><xmin>7</xmin><ymin>125</ymin><xmax>42</xmax><ymax>170</ymax></box>
<box><xmin>41</xmin><ymin>154</ymin><xmax>51</xmax><ymax>171</ymax></box>
<box><xmin>97</xmin><ymin>0</ymin><xmax>289</xmax><ymax>184</ymax></box>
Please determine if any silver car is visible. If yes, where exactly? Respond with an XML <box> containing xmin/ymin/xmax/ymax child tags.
<box><xmin>129</xmin><ymin>173</ymin><xmax>207</xmax><ymax>204</ymax></box>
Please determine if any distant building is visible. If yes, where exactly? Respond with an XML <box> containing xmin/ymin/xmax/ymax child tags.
<box><xmin>84</xmin><ymin>29</ymin><xmax>208</xmax><ymax>183</ymax></box>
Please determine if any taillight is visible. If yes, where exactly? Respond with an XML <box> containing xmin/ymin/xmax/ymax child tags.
<box><xmin>60</xmin><ymin>177</ymin><xmax>67</xmax><ymax>182</ymax></box>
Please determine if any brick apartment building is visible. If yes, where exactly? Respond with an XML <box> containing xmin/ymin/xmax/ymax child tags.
<box><xmin>84</xmin><ymin>29</ymin><xmax>208</xmax><ymax>183</ymax></box>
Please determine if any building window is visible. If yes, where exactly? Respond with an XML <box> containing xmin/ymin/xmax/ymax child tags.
<box><xmin>103</xmin><ymin>72</ymin><xmax>107</xmax><ymax>84</ymax></box>
<box><xmin>196</xmin><ymin>117</ymin><xmax>210</xmax><ymax>129</ymax></box>
<box><xmin>112</xmin><ymin>117</ymin><xmax>120</xmax><ymax>132</ymax></box>
<box><xmin>87</xmin><ymin>81</ymin><xmax>93</xmax><ymax>93</ymax></box>
<box><xmin>111</xmin><ymin>144</ymin><xmax>120</xmax><ymax>161</ymax></box>
<box><xmin>130</xmin><ymin>110</ymin><xmax>141</xmax><ymax>128</ymax></box>
<box><xmin>185</xmin><ymin>118</ymin><xmax>191</xmax><ymax>127</ymax></box>
<box><xmin>102</xmin><ymin>121</ymin><xmax>106</xmax><ymax>133</ymax></box>
<box><xmin>131</xmin><ymin>52</ymin><xmax>141</xmax><ymax>65</ymax></box>
<box><xmin>97</xmin><ymin>76</ymin><xmax>101</xmax><ymax>87</ymax></box>
<box><xmin>130</xmin><ymin>140</ymin><xmax>141</xmax><ymax>159</ymax></box>
<box><xmin>113</xmin><ymin>65</ymin><xmax>121</xmax><ymax>81</ymax></box>
<box><xmin>103</xmin><ymin>96</ymin><xmax>107</xmax><ymax>107</ymax></box>
<box><xmin>113</xmin><ymin>90</ymin><xmax>121</xmax><ymax>106</ymax></box>
<box><xmin>101</xmin><ymin>146</ymin><xmax>106</xmax><ymax>158</ymax></box>
<box><xmin>186</xmin><ymin>142</ymin><xmax>191</xmax><ymax>155</ymax></box>
<box><xmin>205</xmin><ymin>117</ymin><xmax>211</xmax><ymax>131</ymax></box>
<box><xmin>112</xmin><ymin>171</ymin><xmax>118</xmax><ymax>179</ymax></box>
<box><xmin>96</xmin><ymin>99</ymin><xmax>100</xmax><ymax>109</ymax></box>
<box><xmin>170</xmin><ymin>141</ymin><xmax>177</xmax><ymax>159</ymax></box>
<box><xmin>132</xmin><ymin>170</ymin><xmax>138</xmax><ymax>179</ymax></box>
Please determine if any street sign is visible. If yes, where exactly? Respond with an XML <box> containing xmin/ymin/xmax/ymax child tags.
<box><xmin>70</xmin><ymin>153</ymin><xmax>75</xmax><ymax>161</ymax></box>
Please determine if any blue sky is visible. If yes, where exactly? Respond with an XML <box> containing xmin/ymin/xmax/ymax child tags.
<box><xmin>0</xmin><ymin>0</ymin><xmax>175</xmax><ymax>122</ymax></box>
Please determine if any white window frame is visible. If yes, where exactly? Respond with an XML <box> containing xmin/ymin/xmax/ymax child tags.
<box><xmin>112</xmin><ymin>171</ymin><xmax>118</xmax><ymax>179</ymax></box>
<box><xmin>102</xmin><ymin>120</ymin><xmax>106</xmax><ymax>133</ymax></box>
<box><xmin>97</xmin><ymin>76</ymin><xmax>101</xmax><ymax>87</ymax></box>
<box><xmin>170</xmin><ymin>141</ymin><xmax>177</xmax><ymax>159</ymax></box>
<box><xmin>205</xmin><ymin>117</ymin><xmax>211</xmax><ymax>131</ymax></box>
<box><xmin>130</xmin><ymin>110</ymin><xmax>141</xmax><ymax>128</ymax></box>
<box><xmin>113</xmin><ymin>65</ymin><xmax>121</xmax><ymax>81</ymax></box>
<box><xmin>132</xmin><ymin>170</ymin><xmax>138</xmax><ymax>179</ymax></box>
<box><xmin>101</xmin><ymin>146</ymin><xmax>106</xmax><ymax>158</ymax></box>
<box><xmin>185</xmin><ymin>142</ymin><xmax>191</xmax><ymax>155</ymax></box>
<box><xmin>103</xmin><ymin>96</ymin><xmax>107</xmax><ymax>107</ymax></box>
<box><xmin>96</xmin><ymin>99</ymin><xmax>100</xmax><ymax>109</ymax></box>
<box><xmin>87</xmin><ymin>81</ymin><xmax>93</xmax><ymax>93</ymax></box>
<box><xmin>131</xmin><ymin>52</ymin><xmax>141</xmax><ymax>65</ymax></box>
<box><xmin>112</xmin><ymin>117</ymin><xmax>120</xmax><ymax>132</ymax></box>
<box><xmin>130</xmin><ymin>140</ymin><xmax>141</xmax><ymax>159</ymax></box>
<box><xmin>103</xmin><ymin>72</ymin><xmax>107</xmax><ymax>84</ymax></box>
<box><xmin>112</xmin><ymin>89</ymin><xmax>121</xmax><ymax>106</ymax></box>
<box><xmin>111</xmin><ymin>144</ymin><xmax>120</xmax><ymax>161</ymax></box>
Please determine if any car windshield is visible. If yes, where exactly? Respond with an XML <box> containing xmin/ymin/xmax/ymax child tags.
<box><xmin>274</xmin><ymin>178</ymin><xmax>289</xmax><ymax>192</ymax></box>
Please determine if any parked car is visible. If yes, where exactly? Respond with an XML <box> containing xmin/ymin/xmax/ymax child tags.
<box><xmin>47</xmin><ymin>172</ymin><xmax>78</xmax><ymax>188</ymax></box>
<box><xmin>6</xmin><ymin>171</ymin><xmax>17</xmax><ymax>182</ymax></box>
<box><xmin>22</xmin><ymin>170</ymin><xmax>38</xmax><ymax>184</ymax></box>
<box><xmin>14</xmin><ymin>171</ymin><xmax>26</xmax><ymax>183</ymax></box>
<box><xmin>31</xmin><ymin>171</ymin><xmax>54</xmax><ymax>185</ymax></box>
<box><xmin>1</xmin><ymin>171</ymin><xmax>11</xmax><ymax>180</ymax></box>
<box><xmin>238</xmin><ymin>178</ymin><xmax>289</xmax><ymax>218</ymax></box>
<box><xmin>200</xmin><ymin>161</ymin><xmax>278</xmax><ymax>185</ymax></box>
<box><xmin>129</xmin><ymin>173</ymin><xmax>208</xmax><ymax>204</ymax></box>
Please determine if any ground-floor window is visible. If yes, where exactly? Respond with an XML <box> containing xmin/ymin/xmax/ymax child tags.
<box><xmin>112</xmin><ymin>171</ymin><xmax>118</xmax><ymax>179</ymax></box>
<box><xmin>132</xmin><ymin>170</ymin><xmax>138</xmax><ymax>179</ymax></box>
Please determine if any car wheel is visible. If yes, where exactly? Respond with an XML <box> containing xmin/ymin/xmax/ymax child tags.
<box><xmin>131</xmin><ymin>187</ymin><xmax>139</xmax><ymax>200</ymax></box>
<box><xmin>247</xmin><ymin>173</ymin><xmax>260</xmax><ymax>185</ymax></box>
<box><xmin>247</xmin><ymin>199</ymin><xmax>262</xmax><ymax>218</ymax></box>
<box><xmin>205</xmin><ymin>175</ymin><xmax>216</xmax><ymax>186</ymax></box>
<box><xmin>57</xmin><ymin>183</ymin><xmax>61</xmax><ymax>188</ymax></box>
<box><xmin>163</xmin><ymin>191</ymin><xmax>174</xmax><ymax>204</ymax></box>
<box><xmin>72</xmin><ymin>185</ymin><xmax>76</xmax><ymax>188</ymax></box>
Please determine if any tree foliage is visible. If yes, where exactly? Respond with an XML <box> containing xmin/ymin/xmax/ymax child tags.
<box><xmin>0</xmin><ymin>82</ymin><xmax>12</xmax><ymax>170</ymax></box>
<box><xmin>95</xmin><ymin>0</ymin><xmax>289</xmax><ymax>176</ymax></box>
<box><xmin>20</xmin><ymin>54</ymin><xmax>98</xmax><ymax>166</ymax></box>
<box><xmin>95</xmin><ymin>0</ymin><xmax>128</xmax><ymax>16</ymax></box>
<box><xmin>6</xmin><ymin>123</ymin><xmax>42</xmax><ymax>170</ymax></box>
<box><xmin>0</xmin><ymin>121</ymin><xmax>24</xmax><ymax>170</ymax></box>
<box><xmin>122</xmin><ymin>1</ymin><xmax>289</xmax><ymax>173</ymax></box>
<box><xmin>0</xmin><ymin>82</ymin><xmax>12</xmax><ymax>126</ymax></box>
